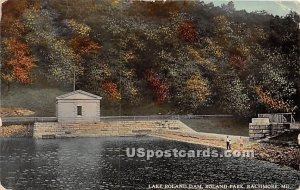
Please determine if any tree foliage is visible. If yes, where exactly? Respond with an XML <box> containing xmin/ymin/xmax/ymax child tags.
<box><xmin>1</xmin><ymin>0</ymin><xmax>300</xmax><ymax>116</ymax></box>
<box><xmin>144</xmin><ymin>69</ymin><xmax>169</xmax><ymax>104</ymax></box>
<box><xmin>101</xmin><ymin>81</ymin><xmax>121</xmax><ymax>101</ymax></box>
<box><xmin>2</xmin><ymin>38</ymin><xmax>36</xmax><ymax>84</ymax></box>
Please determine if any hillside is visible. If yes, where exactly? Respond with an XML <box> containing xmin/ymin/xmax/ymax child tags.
<box><xmin>1</xmin><ymin>0</ymin><xmax>300</xmax><ymax>117</ymax></box>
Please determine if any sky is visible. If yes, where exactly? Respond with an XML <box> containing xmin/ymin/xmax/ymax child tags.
<box><xmin>203</xmin><ymin>0</ymin><xmax>300</xmax><ymax>16</ymax></box>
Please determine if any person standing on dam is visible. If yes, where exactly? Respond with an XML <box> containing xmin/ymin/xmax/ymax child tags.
<box><xmin>239</xmin><ymin>136</ymin><xmax>244</xmax><ymax>149</ymax></box>
<box><xmin>226</xmin><ymin>136</ymin><xmax>232</xmax><ymax>150</ymax></box>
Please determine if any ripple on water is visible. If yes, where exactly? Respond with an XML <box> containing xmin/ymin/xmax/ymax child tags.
<box><xmin>0</xmin><ymin>137</ymin><xmax>299</xmax><ymax>190</ymax></box>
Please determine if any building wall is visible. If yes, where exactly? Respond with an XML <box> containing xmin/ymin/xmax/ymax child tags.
<box><xmin>57</xmin><ymin>99</ymin><xmax>100</xmax><ymax>122</ymax></box>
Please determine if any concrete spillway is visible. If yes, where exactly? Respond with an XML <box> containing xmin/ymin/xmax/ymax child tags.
<box><xmin>33</xmin><ymin>120</ymin><xmax>196</xmax><ymax>139</ymax></box>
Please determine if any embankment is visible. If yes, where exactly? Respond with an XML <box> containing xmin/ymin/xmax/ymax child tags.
<box><xmin>181</xmin><ymin>117</ymin><xmax>249</xmax><ymax>136</ymax></box>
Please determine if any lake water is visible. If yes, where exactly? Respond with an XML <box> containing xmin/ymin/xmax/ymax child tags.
<box><xmin>0</xmin><ymin>137</ymin><xmax>299</xmax><ymax>190</ymax></box>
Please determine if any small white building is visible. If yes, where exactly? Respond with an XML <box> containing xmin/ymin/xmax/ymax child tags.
<box><xmin>56</xmin><ymin>90</ymin><xmax>102</xmax><ymax>122</ymax></box>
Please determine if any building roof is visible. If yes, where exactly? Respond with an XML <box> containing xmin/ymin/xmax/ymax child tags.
<box><xmin>56</xmin><ymin>90</ymin><xmax>102</xmax><ymax>100</ymax></box>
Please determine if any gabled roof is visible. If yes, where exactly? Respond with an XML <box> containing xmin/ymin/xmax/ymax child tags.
<box><xmin>56</xmin><ymin>90</ymin><xmax>102</xmax><ymax>100</ymax></box>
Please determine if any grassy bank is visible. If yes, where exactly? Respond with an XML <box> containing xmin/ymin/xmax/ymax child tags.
<box><xmin>181</xmin><ymin>118</ymin><xmax>249</xmax><ymax>136</ymax></box>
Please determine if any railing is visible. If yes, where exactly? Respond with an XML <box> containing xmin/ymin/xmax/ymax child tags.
<box><xmin>1</xmin><ymin>114</ymin><xmax>233</xmax><ymax>124</ymax></box>
<box><xmin>100</xmin><ymin>114</ymin><xmax>233</xmax><ymax>121</ymax></box>
<box><xmin>2</xmin><ymin>117</ymin><xmax>57</xmax><ymax>125</ymax></box>
<box><xmin>258</xmin><ymin>113</ymin><xmax>295</xmax><ymax>124</ymax></box>
<box><xmin>100</xmin><ymin>115</ymin><xmax>180</xmax><ymax>121</ymax></box>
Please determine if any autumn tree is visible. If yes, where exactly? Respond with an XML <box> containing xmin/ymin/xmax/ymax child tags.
<box><xmin>178</xmin><ymin>20</ymin><xmax>198</xmax><ymax>42</ymax></box>
<box><xmin>213</xmin><ymin>73</ymin><xmax>251</xmax><ymax>116</ymax></box>
<box><xmin>1</xmin><ymin>0</ymin><xmax>40</xmax><ymax>87</ymax></box>
<box><xmin>255</xmin><ymin>86</ymin><xmax>292</xmax><ymax>112</ymax></box>
<box><xmin>101</xmin><ymin>81</ymin><xmax>121</xmax><ymax>100</ymax></box>
<box><xmin>144</xmin><ymin>69</ymin><xmax>169</xmax><ymax>103</ymax></box>
<box><xmin>66</xmin><ymin>19</ymin><xmax>101</xmax><ymax>55</ymax></box>
<box><xmin>1</xmin><ymin>0</ymin><xmax>40</xmax><ymax>37</ymax></box>
<box><xmin>249</xmin><ymin>49</ymin><xmax>297</xmax><ymax>112</ymax></box>
<box><xmin>181</xmin><ymin>75</ymin><xmax>211</xmax><ymax>111</ymax></box>
<box><xmin>2</xmin><ymin>38</ymin><xmax>36</xmax><ymax>85</ymax></box>
<box><xmin>23</xmin><ymin>8</ymin><xmax>82</xmax><ymax>83</ymax></box>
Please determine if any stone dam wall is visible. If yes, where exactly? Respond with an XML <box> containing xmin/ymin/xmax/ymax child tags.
<box><xmin>249</xmin><ymin>118</ymin><xmax>289</xmax><ymax>141</ymax></box>
<box><xmin>33</xmin><ymin>120</ymin><xmax>196</xmax><ymax>139</ymax></box>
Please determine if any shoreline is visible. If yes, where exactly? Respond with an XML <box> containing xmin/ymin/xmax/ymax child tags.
<box><xmin>0</xmin><ymin>125</ymin><xmax>33</xmax><ymax>138</ymax></box>
<box><xmin>149</xmin><ymin>134</ymin><xmax>226</xmax><ymax>149</ymax></box>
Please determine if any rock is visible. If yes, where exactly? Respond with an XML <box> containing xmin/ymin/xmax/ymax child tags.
<box><xmin>254</xmin><ymin>143</ymin><xmax>300</xmax><ymax>170</ymax></box>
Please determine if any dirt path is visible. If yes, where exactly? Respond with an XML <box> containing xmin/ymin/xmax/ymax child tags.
<box><xmin>151</xmin><ymin>130</ymin><xmax>252</xmax><ymax>150</ymax></box>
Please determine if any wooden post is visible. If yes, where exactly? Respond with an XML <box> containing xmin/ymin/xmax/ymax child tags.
<box><xmin>73</xmin><ymin>68</ymin><xmax>75</xmax><ymax>91</ymax></box>
<box><xmin>0</xmin><ymin>0</ymin><xmax>8</xmax><ymax>21</ymax></box>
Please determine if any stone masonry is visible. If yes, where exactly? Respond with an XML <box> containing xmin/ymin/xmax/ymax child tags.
<box><xmin>249</xmin><ymin>118</ymin><xmax>289</xmax><ymax>141</ymax></box>
<box><xmin>33</xmin><ymin>120</ymin><xmax>195</xmax><ymax>139</ymax></box>
<box><xmin>249</xmin><ymin>118</ymin><xmax>270</xmax><ymax>141</ymax></box>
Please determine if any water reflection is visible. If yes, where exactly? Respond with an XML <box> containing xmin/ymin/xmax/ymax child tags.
<box><xmin>0</xmin><ymin>137</ymin><xmax>300</xmax><ymax>190</ymax></box>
